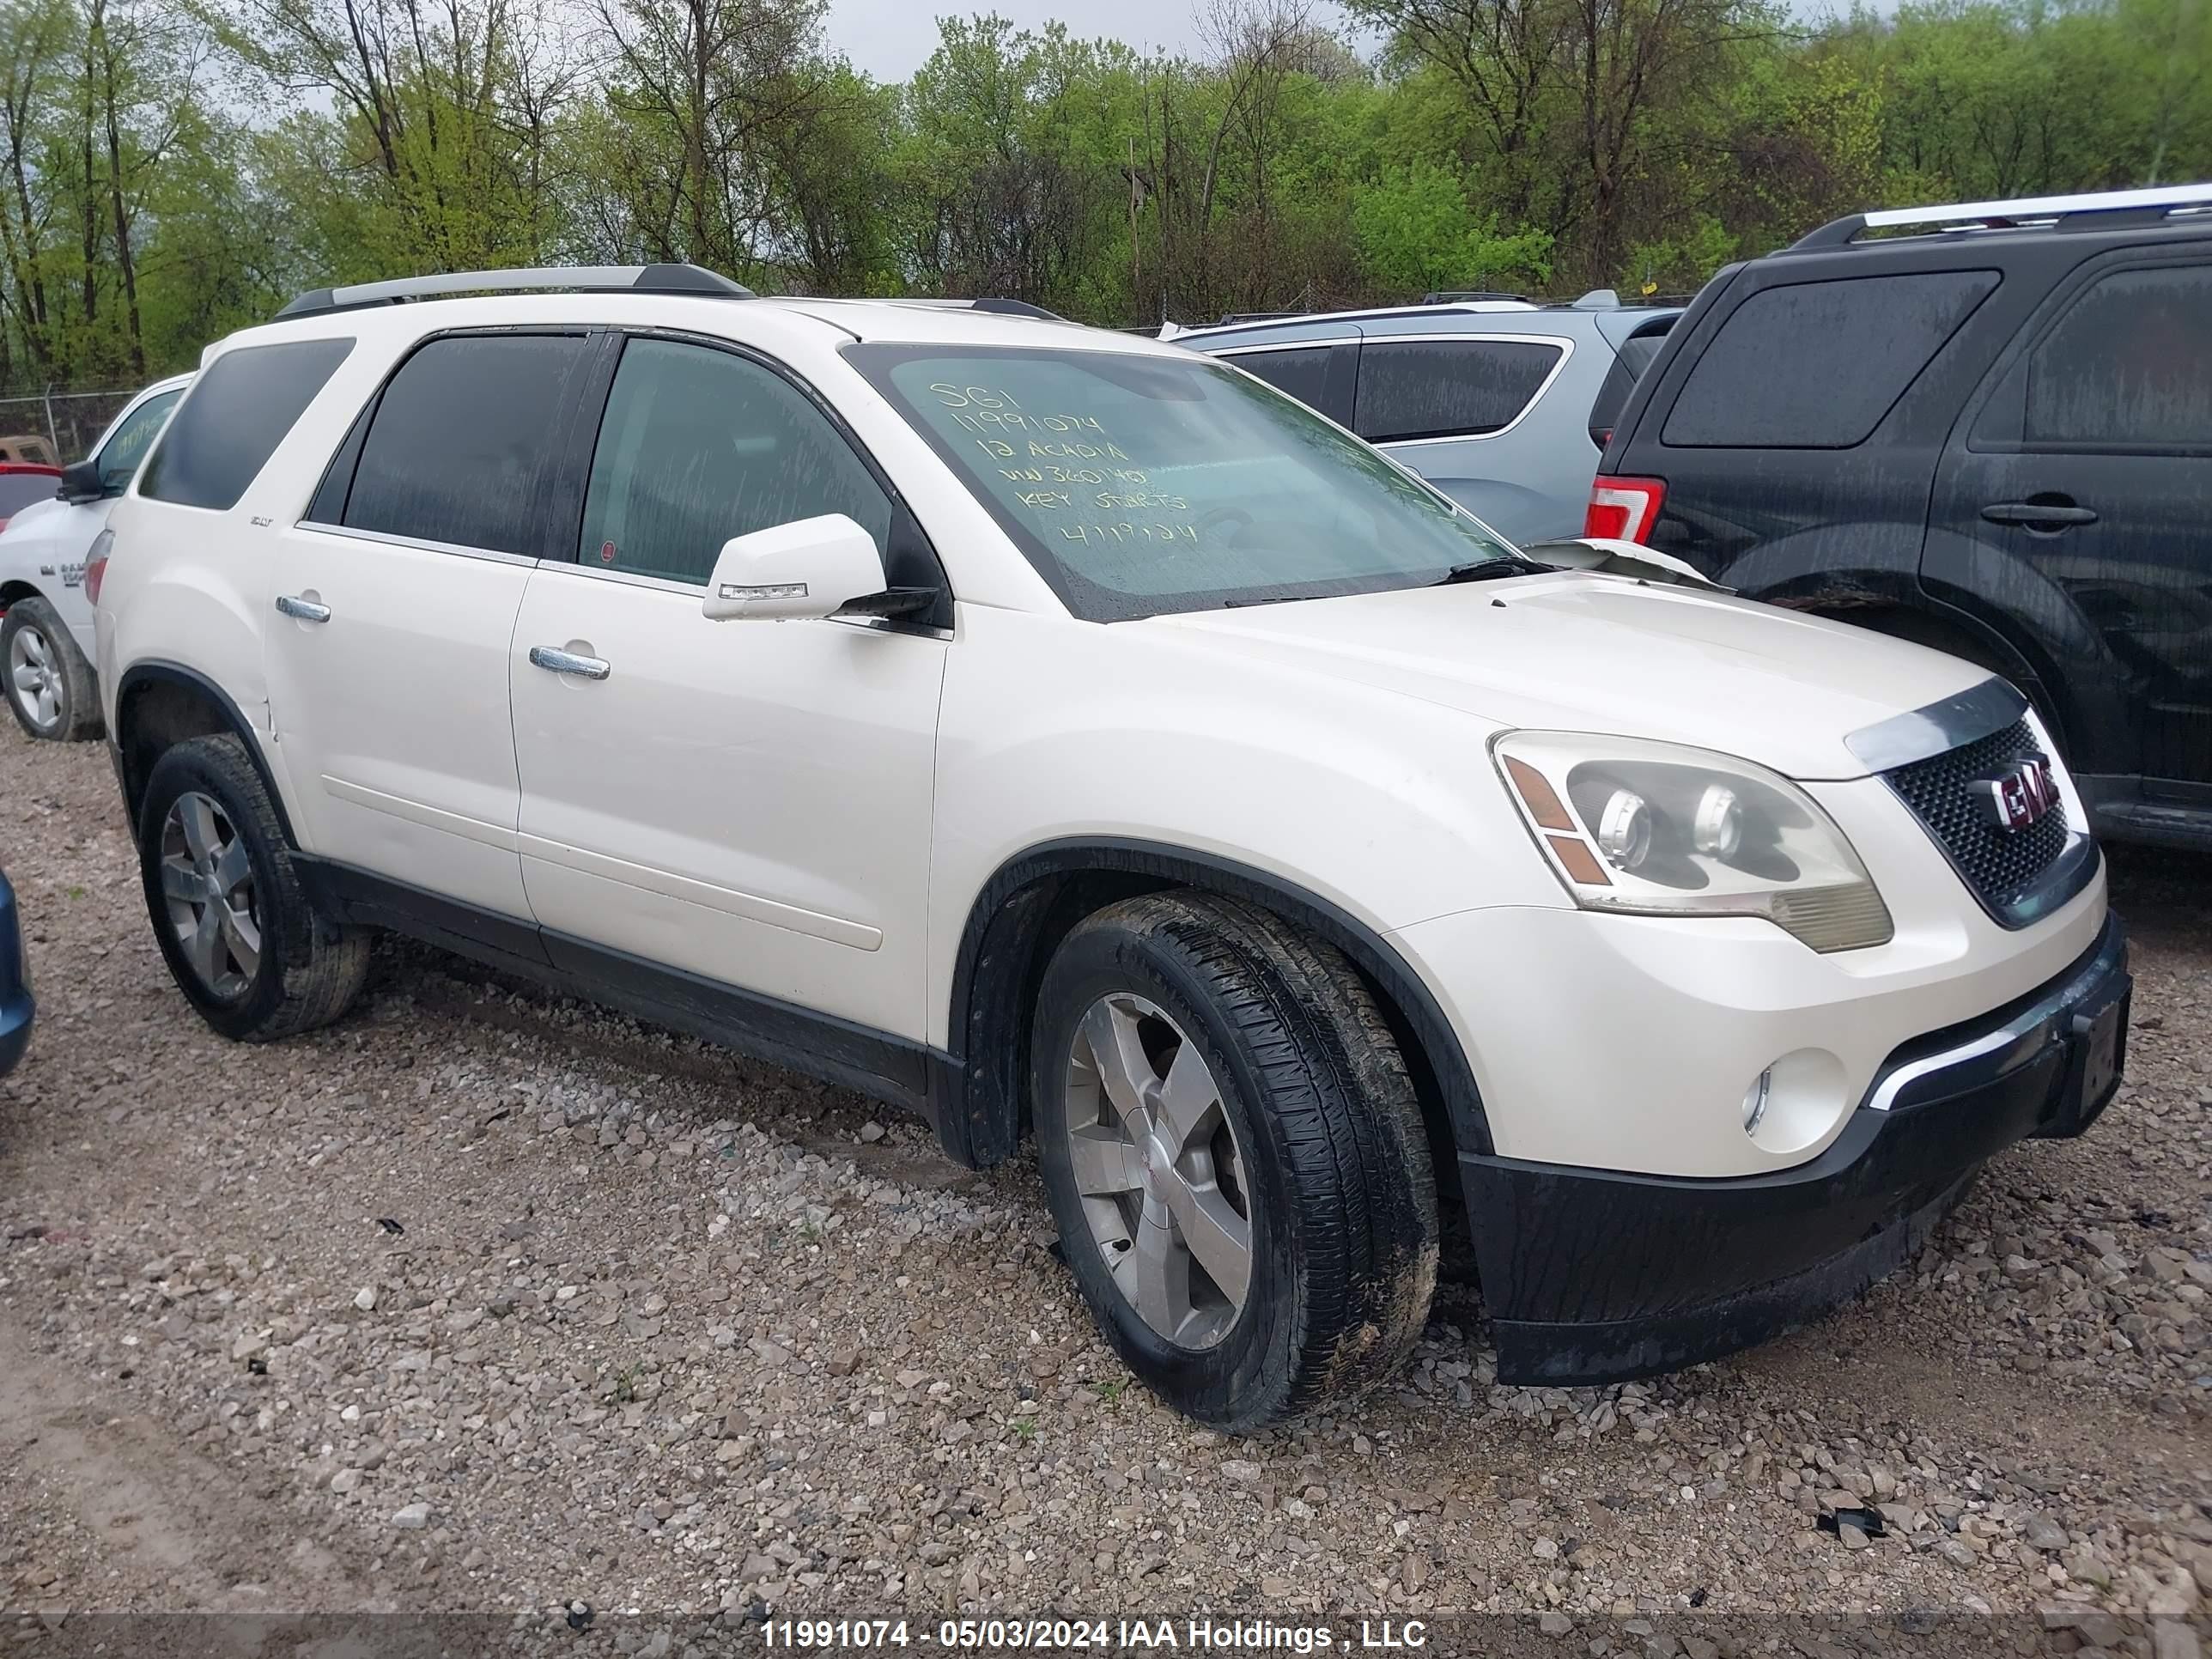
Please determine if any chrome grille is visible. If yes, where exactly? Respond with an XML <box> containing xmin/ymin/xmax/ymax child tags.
<box><xmin>1884</xmin><ymin>719</ymin><xmax>2070</xmax><ymax>914</ymax></box>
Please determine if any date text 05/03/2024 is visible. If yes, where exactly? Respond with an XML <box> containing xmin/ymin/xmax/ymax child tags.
<box><xmin>759</xmin><ymin>1620</ymin><xmax>1431</xmax><ymax>1651</ymax></box>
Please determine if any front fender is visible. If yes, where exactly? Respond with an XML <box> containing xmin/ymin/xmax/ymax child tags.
<box><xmin>925</xmin><ymin>605</ymin><xmax>1567</xmax><ymax>1162</ymax></box>
<box><xmin>927</xmin><ymin>608</ymin><xmax>1564</xmax><ymax>1045</ymax></box>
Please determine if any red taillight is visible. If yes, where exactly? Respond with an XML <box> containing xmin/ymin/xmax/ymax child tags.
<box><xmin>1584</xmin><ymin>476</ymin><xmax>1666</xmax><ymax>545</ymax></box>
<box><xmin>82</xmin><ymin>555</ymin><xmax>107</xmax><ymax>607</ymax></box>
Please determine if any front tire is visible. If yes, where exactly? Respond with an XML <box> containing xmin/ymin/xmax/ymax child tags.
<box><xmin>3</xmin><ymin>596</ymin><xmax>99</xmax><ymax>741</ymax></box>
<box><xmin>137</xmin><ymin>734</ymin><xmax>369</xmax><ymax>1042</ymax></box>
<box><xmin>1030</xmin><ymin>893</ymin><xmax>1437</xmax><ymax>1429</ymax></box>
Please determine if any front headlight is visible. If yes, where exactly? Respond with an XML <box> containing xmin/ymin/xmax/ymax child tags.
<box><xmin>1492</xmin><ymin>732</ymin><xmax>1893</xmax><ymax>952</ymax></box>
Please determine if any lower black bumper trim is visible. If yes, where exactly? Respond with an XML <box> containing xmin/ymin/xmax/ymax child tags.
<box><xmin>1489</xmin><ymin>1170</ymin><xmax>1975</xmax><ymax>1386</ymax></box>
<box><xmin>1464</xmin><ymin>913</ymin><xmax>2130</xmax><ymax>1386</ymax></box>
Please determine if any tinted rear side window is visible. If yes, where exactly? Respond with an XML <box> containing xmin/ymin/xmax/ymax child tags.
<box><xmin>2026</xmin><ymin>264</ymin><xmax>2212</xmax><ymax>449</ymax></box>
<box><xmin>1662</xmin><ymin>270</ymin><xmax>1996</xmax><ymax>449</ymax></box>
<box><xmin>140</xmin><ymin>338</ymin><xmax>353</xmax><ymax>510</ymax></box>
<box><xmin>1354</xmin><ymin>338</ymin><xmax>1561</xmax><ymax>443</ymax></box>
<box><xmin>1587</xmin><ymin>323</ymin><xmax>1674</xmax><ymax>447</ymax></box>
<box><xmin>1229</xmin><ymin>346</ymin><xmax>1334</xmax><ymax>413</ymax></box>
<box><xmin>342</xmin><ymin>333</ymin><xmax>592</xmax><ymax>556</ymax></box>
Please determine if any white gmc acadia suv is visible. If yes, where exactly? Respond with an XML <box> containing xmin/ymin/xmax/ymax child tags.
<box><xmin>94</xmin><ymin>264</ymin><xmax>2130</xmax><ymax>1428</ymax></box>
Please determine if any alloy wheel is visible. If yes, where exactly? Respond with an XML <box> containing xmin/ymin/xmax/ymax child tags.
<box><xmin>159</xmin><ymin>791</ymin><xmax>262</xmax><ymax>1000</ymax></box>
<box><xmin>7</xmin><ymin>623</ymin><xmax>61</xmax><ymax>732</ymax></box>
<box><xmin>1061</xmin><ymin>993</ymin><xmax>1253</xmax><ymax>1350</ymax></box>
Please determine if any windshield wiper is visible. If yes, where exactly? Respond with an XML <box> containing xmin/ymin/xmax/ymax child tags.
<box><xmin>1428</xmin><ymin>557</ymin><xmax>1539</xmax><ymax>586</ymax></box>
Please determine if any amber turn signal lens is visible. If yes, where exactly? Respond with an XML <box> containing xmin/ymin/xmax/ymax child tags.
<box><xmin>1547</xmin><ymin>836</ymin><xmax>1612</xmax><ymax>886</ymax></box>
<box><xmin>1503</xmin><ymin>755</ymin><xmax>1575</xmax><ymax>831</ymax></box>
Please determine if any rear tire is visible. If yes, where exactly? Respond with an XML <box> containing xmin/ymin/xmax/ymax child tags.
<box><xmin>3</xmin><ymin>596</ymin><xmax>99</xmax><ymax>741</ymax></box>
<box><xmin>137</xmin><ymin>734</ymin><xmax>369</xmax><ymax>1042</ymax></box>
<box><xmin>1030</xmin><ymin>892</ymin><xmax>1437</xmax><ymax>1429</ymax></box>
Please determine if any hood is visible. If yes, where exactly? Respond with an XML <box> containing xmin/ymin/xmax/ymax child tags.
<box><xmin>1144</xmin><ymin>571</ymin><xmax>1988</xmax><ymax>780</ymax></box>
<box><xmin>0</xmin><ymin>495</ymin><xmax>60</xmax><ymax>538</ymax></box>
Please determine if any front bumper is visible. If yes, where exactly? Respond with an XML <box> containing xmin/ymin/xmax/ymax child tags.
<box><xmin>1463</xmin><ymin>912</ymin><xmax>2130</xmax><ymax>1386</ymax></box>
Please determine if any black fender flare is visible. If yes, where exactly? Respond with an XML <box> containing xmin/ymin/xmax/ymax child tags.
<box><xmin>111</xmin><ymin>660</ymin><xmax>296</xmax><ymax>844</ymax></box>
<box><xmin>940</xmin><ymin>836</ymin><xmax>1493</xmax><ymax>1169</ymax></box>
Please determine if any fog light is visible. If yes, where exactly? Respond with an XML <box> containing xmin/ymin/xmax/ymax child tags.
<box><xmin>1741</xmin><ymin>1049</ymin><xmax>1850</xmax><ymax>1156</ymax></box>
<box><xmin>1741</xmin><ymin>1067</ymin><xmax>1772</xmax><ymax>1134</ymax></box>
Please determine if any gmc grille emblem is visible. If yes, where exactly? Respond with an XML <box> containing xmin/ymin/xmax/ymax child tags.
<box><xmin>1975</xmin><ymin>755</ymin><xmax>2058</xmax><ymax>832</ymax></box>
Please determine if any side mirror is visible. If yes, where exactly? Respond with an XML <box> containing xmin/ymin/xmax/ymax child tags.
<box><xmin>58</xmin><ymin>459</ymin><xmax>107</xmax><ymax>505</ymax></box>
<box><xmin>702</xmin><ymin>514</ymin><xmax>886</xmax><ymax>623</ymax></box>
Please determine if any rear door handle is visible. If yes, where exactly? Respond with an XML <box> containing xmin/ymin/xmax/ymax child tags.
<box><xmin>528</xmin><ymin>645</ymin><xmax>611</xmax><ymax>681</ymax></box>
<box><xmin>1980</xmin><ymin>501</ymin><xmax>2099</xmax><ymax>530</ymax></box>
<box><xmin>275</xmin><ymin>594</ymin><xmax>331</xmax><ymax>623</ymax></box>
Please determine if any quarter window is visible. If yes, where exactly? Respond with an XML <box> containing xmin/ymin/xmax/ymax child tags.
<box><xmin>2025</xmin><ymin>264</ymin><xmax>2212</xmax><ymax>450</ymax></box>
<box><xmin>141</xmin><ymin>337</ymin><xmax>353</xmax><ymax>511</ymax></box>
<box><xmin>578</xmin><ymin>337</ymin><xmax>891</xmax><ymax>586</ymax></box>
<box><xmin>1662</xmin><ymin>270</ymin><xmax>1996</xmax><ymax>449</ymax></box>
<box><xmin>341</xmin><ymin>332</ymin><xmax>593</xmax><ymax>556</ymax></box>
<box><xmin>1353</xmin><ymin>338</ymin><xmax>1562</xmax><ymax>443</ymax></box>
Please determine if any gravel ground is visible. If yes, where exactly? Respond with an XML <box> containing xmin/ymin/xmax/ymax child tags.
<box><xmin>1</xmin><ymin>728</ymin><xmax>2208</xmax><ymax>1645</ymax></box>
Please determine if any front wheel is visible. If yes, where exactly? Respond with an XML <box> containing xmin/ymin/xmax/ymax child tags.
<box><xmin>1030</xmin><ymin>893</ymin><xmax>1438</xmax><ymax>1429</ymax></box>
<box><xmin>3</xmin><ymin>596</ymin><xmax>99</xmax><ymax>741</ymax></box>
<box><xmin>137</xmin><ymin>734</ymin><xmax>369</xmax><ymax>1042</ymax></box>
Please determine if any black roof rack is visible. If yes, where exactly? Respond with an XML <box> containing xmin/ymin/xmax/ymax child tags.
<box><xmin>1790</xmin><ymin>183</ymin><xmax>2212</xmax><ymax>251</ymax></box>
<box><xmin>274</xmin><ymin>263</ymin><xmax>752</xmax><ymax>319</ymax></box>
<box><xmin>816</xmin><ymin>295</ymin><xmax>1068</xmax><ymax>322</ymax></box>
<box><xmin>965</xmin><ymin>296</ymin><xmax>1061</xmax><ymax>319</ymax></box>
<box><xmin>1422</xmin><ymin>289</ymin><xmax>1529</xmax><ymax>304</ymax></box>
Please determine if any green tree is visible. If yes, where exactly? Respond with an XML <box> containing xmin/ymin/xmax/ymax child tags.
<box><xmin>1352</xmin><ymin>158</ymin><xmax>1552</xmax><ymax>291</ymax></box>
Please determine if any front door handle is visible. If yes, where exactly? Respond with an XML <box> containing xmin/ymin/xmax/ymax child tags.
<box><xmin>528</xmin><ymin>645</ymin><xmax>611</xmax><ymax>681</ymax></box>
<box><xmin>1980</xmin><ymin>500</ymin><xmax>2099</xmax><ymax>531</ymax></box>
<box><xmin>275</xmin><ymin>593</ymin><xmax>331</xmax><ymax>623</ymax></box>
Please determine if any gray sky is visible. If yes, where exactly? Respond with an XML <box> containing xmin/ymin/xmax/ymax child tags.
<box><xmin>823</xmin><ymin>0</ymin><xmax>1863</xmax><ymax>82</ymax></box>
<box><xmin>826</xmin><ymin>0</ymin><xmax>1356</xmax><ymax>82</ymax></box>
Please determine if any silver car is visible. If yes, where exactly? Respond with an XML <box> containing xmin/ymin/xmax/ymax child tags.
<box><xmin>1173</xmin><ymin>294</ymin><xmax>1680</xmax><ymax>544</ymax></box>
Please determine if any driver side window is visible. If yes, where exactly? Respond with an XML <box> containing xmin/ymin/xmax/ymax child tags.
<box><xmin>97</xmin><ymin>387</ymin><xmax>183</xmax><ymax>492</ymax></box>
<box><xmin>579</xmin><ymin>337</ymin><xmax>892</xmax><ymax>586</ymax></box>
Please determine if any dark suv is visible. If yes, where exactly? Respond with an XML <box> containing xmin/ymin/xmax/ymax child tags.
<box><xmin>1592</xmin><ymin>185</ymin><xmax>2212</xmax><ymax>850</ymax></box>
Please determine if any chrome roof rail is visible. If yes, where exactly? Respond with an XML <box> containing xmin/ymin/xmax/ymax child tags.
<box><xmin>1790</xmin><ymin>182</ymin><xmax>2212</xmax><ymax>250</ymax></box>
<box><xmin>812</xmin><ymin>295</ymin><xmax>1066</xmax><ymax>320</ymax></box>
<box><xmin>275</xmin><ymin>263</ymin><xmax>752</xmax><ymax>319</ymax></box>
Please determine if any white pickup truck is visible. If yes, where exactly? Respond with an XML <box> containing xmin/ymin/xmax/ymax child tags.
<box><xmin>1</xmin><ymin>374</ymin><xmax>188</xmax><ymax>739</ymax></box>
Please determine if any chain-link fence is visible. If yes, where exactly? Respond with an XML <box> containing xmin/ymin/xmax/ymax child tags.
<box><xmin>0</xmin><ymin>386</ymin><xmax>140</xmax><ymax>465</ymax></box>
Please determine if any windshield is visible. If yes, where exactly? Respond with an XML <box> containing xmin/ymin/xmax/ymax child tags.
<box><xmin>846</xmin><ymin>343</ymin><xmax>1525</xmax><ymax>621</ymax></box>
